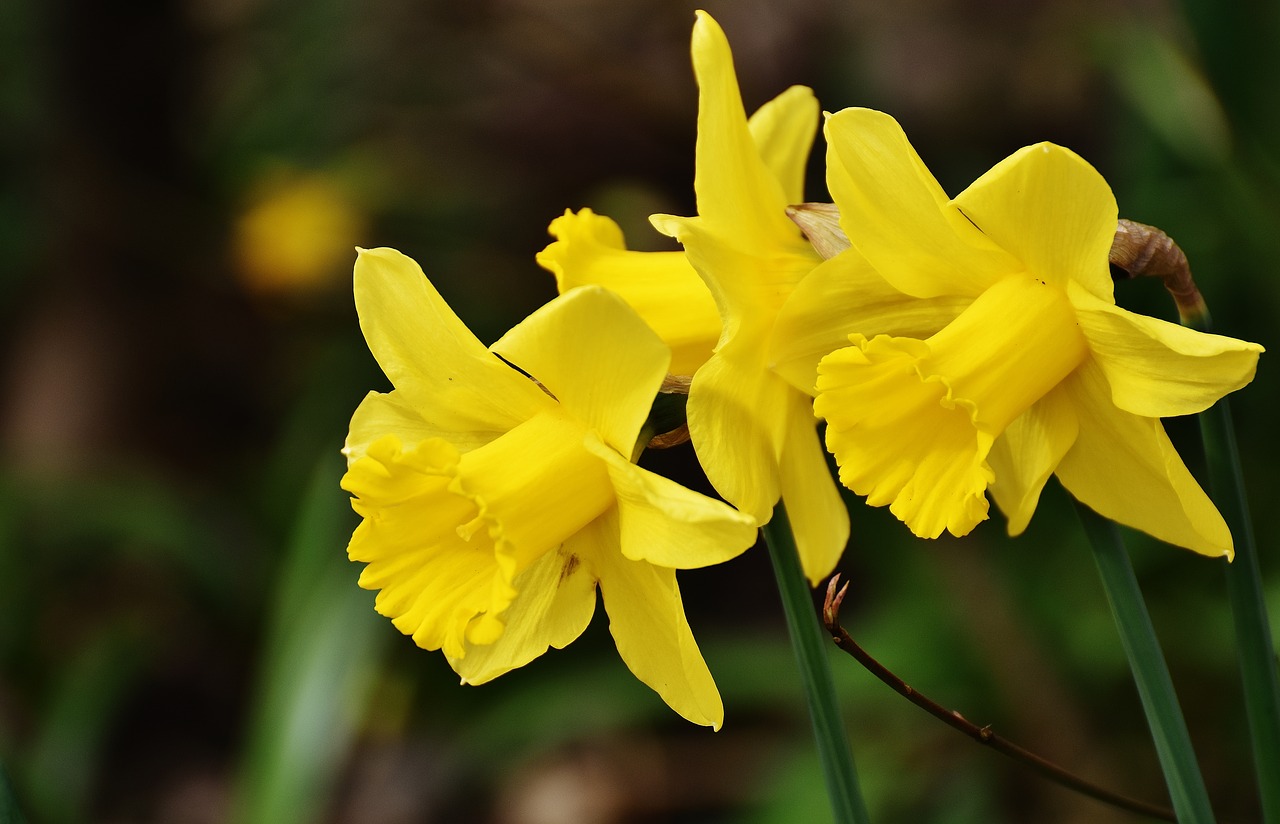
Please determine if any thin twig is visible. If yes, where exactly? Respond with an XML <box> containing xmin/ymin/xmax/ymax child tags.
<box><xmin>822</xmin><ymin>575</ymin><xmax>1178</xmax><ymax>822</ymax></box>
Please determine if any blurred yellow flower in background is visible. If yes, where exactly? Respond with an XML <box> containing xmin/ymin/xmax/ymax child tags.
<box><xmin>341</xmin><ymin>249</ymin><xmax>756</xmax><ymax>729</ymax></box>
<box><xmin>805</xmin><ymin>108</ymin><xmax>1261</xmax><ymax>555</ymax></box>
<box><xmin>234</xmin><ymin>170</ymin><xmax>366</xmax><ymax>296</ymax></box>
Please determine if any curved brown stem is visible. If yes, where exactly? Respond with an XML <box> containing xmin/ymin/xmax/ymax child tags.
<box><xmin>822</xmin><ymin>575</ymin><xmax>1179</xmax><ymax>822</ymax></box>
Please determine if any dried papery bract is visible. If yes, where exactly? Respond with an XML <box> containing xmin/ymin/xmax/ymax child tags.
<box><xmin>1109</xmin><ymin>219</ymin><xmax>1206</xmax><ymax>323</ymax></box>
<box><xmin>787</xmin><ymin>202</ymin><xmax>850</xmax><ymax>261</ymax></box>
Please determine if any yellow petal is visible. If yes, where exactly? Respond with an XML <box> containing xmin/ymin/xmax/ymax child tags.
<box><xmin>1070</xmin><ymin>281</ymin><xmax>1263</xmax><ymax>417</ymax></box>
<box><xmin>345</xmin><ymin>390</ymin><xmax>494</xmax><ymax>463</ymax></box>
<box><xmin>592</xmin><ymin>509</ymin><xmax>724</xmax><ymax>730</ymax></box>
<box><xmin>747</xmin><ymin>85</ymin><xmax>820</xmax><ymax>205</ymax></box>
<box><xmin>1054</xmin><ymin>359</ymin><xmax>1233</xmax><ymax>558</ymax></box>
<box><xmin>986</xmin><ymin>388</ymin><xmax>1079</xmax><ymax>535</ymax></box>
<box><xmin>952</xmin><ymin>143</ymin><xmax>1117</xmax><ymax>301</ymax></box>
<box><xmin>652</xmin><ymin>211</ymin><xmax>817</xmax><ymax>352</ymax></box>
<box><xmin>354</xmin><ymin>247</ymin><xmax>553</xmax><ymax>433</ymax></box>
<box><xmin>448</xmin><ymin>545</ymin><xmax>598</xmax><ymax>685</ymax></box>
<box><xmin>769</xmin><ymin>248</ymin><xmax>969</xmax><ymax>396</ymax></box>
<box><xmin>536</xmin><ymin>209</ymin><xmax>719</xmax><ymax>375</ymax></box>
<box><xmin>677</xmin><ymin>11</ymin><xmax>797</xmax><ymax>248</ymax></box>
<box><xmin>777</xmin><ymin>392</ymin><xmax>849</xmax><ymax>583</ymax></box>
<box><xmin>686</xmin><ymin>346</ymin><xmax>787</xmax><ymax>522</ymax></box>
<box><xmin>824</xmin><ymin>108</ymin><xmax>1016</xmax><ymax>299</ymax></box>
<box><xmin>492</xmin><ymin>286</ymin><xmax>670</xmax><ymax>458</ymax></box>
<box><xmin>651</xmin><ymin>14</ymin><xmax>818</xmax><ymax>324</ymax></box>
<box><xmin>584</xmin><ymin>435</ymin><xmax>757</xmax><ymax>569</ymax></box>
<box><xmin>341</xmin><ymin>436</ymin><xmax>513</xmax><ymax>660</ymax></box>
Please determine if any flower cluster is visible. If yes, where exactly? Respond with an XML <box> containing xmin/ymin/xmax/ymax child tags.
<box><xmin>342</xmin><ymin>11</ymin><xmax>1261</xmax><ymax>726</ymax></box>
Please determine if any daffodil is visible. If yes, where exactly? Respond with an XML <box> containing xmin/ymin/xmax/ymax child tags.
<box><xmin>781</xmin><ymin>108</ymin><xmax>1260</xmax><ymax>555</ymax></box>
<box><xmin>621</xmin><ymin>11</ymin><xmax>843</xmax><ymax>582</ymax></box>
<box><xmin>537</xmin><ymin>208</ymin><xmax>719</xmax><ymax>376</ymax></box>
<box><xmin>341</xmin><ymin>248</ymin><xmax>757</xmax><ymax>728</ymax></box>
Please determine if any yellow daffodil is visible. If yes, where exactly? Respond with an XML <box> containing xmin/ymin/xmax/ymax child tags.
<box><xmin>784</xmin><ymin>108</ymin><xmax>1261</xmax><ymax>555</ymax></box>
<box><xmin>341</xmin><ymin>248</ymin><xmax>757</xmax><ymax>728</ymax></box>
<box><xmin>536</xmin><ymin>208</ymin><xmax>719</xmax><ymax>376</ymax></box>
<box><xmin>626</xmin><ymin>11</ymin><xmax>844</xmax><ymax>583</ymax></box>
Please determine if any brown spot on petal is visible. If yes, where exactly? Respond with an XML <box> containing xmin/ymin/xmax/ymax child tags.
<box><xmin>560</xmin><ymin>554</ymin><xmax>580</xmax><ymax>582</ymax></box>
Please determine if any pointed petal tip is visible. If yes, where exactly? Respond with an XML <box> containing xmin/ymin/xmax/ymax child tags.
<box><xmin>692</xmin><ymin>8</ymin><xmax>717</xmax><ymax>29</ymax></box>
<box><xmin>689</xmin><ymin>9</ymin><xmax>733</xmax><ymax>76</ymax></box>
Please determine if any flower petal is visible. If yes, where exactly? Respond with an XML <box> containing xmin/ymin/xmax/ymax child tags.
<box><xmin>345</xmin><ymin>390</ymin><xmax>495</xmax><ymax>462</ymax></box>
<box><xmin>686</xmin><ymin>346</ymin><xmax>787</xmax><ymax>522</ymax></box>
<box><xmin>1070</xmin><ymin>281</ymin><xmax>1262</xmax><ymax>417</ymax></box>
<box><xmin>986</xmin><ymin>388</ymin><xmax>1079</xmax><ymax>535</ymax></box>
<box><xmin>492</xmin><ymin>286</ymin><xmax>670</xmax><ymax>458</ymax></box>
<box><xmin>824</xmin><ymin>108</ymin><xmax>1015</xmax><ymax>299</ymax></box>
<box><xmin>536</xmin><ymin>209</ymin><xmax>719</xmax><ymax>375</ymax></box>
<box><xmin>650</xmin><ymin>13</ymin><xmax>819</xmax><ymax>331</ymax></box>
<box><xmin>675</xmin><ymin>11</ymin><xmax>797</xmax><ymax>247</ymax></box>
<box><xmin>592</xmin><ymin>511</ymin><xmax>724</xmax><ymax>730</ymax></box>
<box><xmin>585</xmin><ymin>435</ymin><xmax>757</xmax><ymax>569</ymax></box>
<box><xmin>747</xmin><ymin>84</ymin><xmax>820</xmax><ymax>205</ymax></box>
<box><xmin>769</xmin><ymin>248</ymin><xmax>969</xmax><ymax>395</ymax></box>
<box><xmin>447</xmin><ymin>545</ymin><xmax>598</xmax><ymax>685</ymax></box>
<box><xmin>1054</xmin><ymin>359</ymin><xmax>1232</xmax><ymax>558</ymax></box>
<box><xmin>952</xmin><ymin>143</ymin><xmax>1117</xmax><ymax>300</ymax></box>
<box><xmin>354</xmin><ymin>247</ymin><xmax>553</xmax><ymax>432</ymax></box>
<box><xmin>778</xmin><ymin>392</ymin><xmax>849</xmax><ymax>583</ymax></box>
<box><xmin>651</xmin><ymin>212</ymin><xmax>817</xmax><ymax>356</ymax></box>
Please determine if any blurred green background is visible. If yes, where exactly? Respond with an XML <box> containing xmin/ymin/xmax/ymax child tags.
<box><xmin>1</xmin><ymin>0</ymin><xmax>1277</xmax><ymax>822</ymax></box>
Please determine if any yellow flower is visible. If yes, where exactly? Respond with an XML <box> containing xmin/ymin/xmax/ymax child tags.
<box><xmin>786</xmin><ymin>108</ymin><xmax>1261</xmax><ymax>555</ymax></box>
<box><xmin>537</xmin><ymin>208</ymin><xmax>719</xmax><ymax>376</ymax></box>
<box><xmin>234</xmin><ymin>171</ymin><xmax>365</xmax><ymax>296</ymax></box>
<box><xmin>341</xmin><ymin>248</ymin><xmax>757</xmax><ymax>728</ymax></box>
<box><xmin>634</xmin><ymin>11</ymin><xmax>846</xmax><ymax>583</ymax></box>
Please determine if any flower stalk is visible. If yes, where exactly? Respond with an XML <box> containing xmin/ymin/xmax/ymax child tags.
<box><xmin>1111</xmin><ymin>223</ymin><xmax>1280</xmax><ymax>822</ymax></box>
<box><xmin>1196</xmin><ymin>386</ymin><xmax>1280</xmax><ymax>823</ymax></box>
<box><xmin>761</xmin><ymin>503</ymin><xmax>870</xmax><ymax>824</ymax></box>
<box><xmin>0</xmin><ymin>762</ymin><xmax>26</xmax><ymax>824</ymax></box>
<box><xmin>1074</xmin><ymin>502</ymin><xmax>1216</xmax><ymax>823</ymax></box>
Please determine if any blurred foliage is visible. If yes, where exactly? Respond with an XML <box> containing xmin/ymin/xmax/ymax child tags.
<box><xmin>0</xmin><ymin>0</ymin><xmax>1277</xmax><ymax>822</ymax></box>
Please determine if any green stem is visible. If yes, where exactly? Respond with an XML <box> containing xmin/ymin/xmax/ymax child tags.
<box><xmin>0</xmin><ymin>762</ymin><xmax>27</xmax><ymax>824</ymax></box>
<box><xmin>1074</xmin><ymin>502</ymin><xmax>1216</xmax><ymax>823</ymax></box>
<box><xmin>1189</xmin><ymin>316</ymin><xmax>1280</xmax><ymax>823</ymax></box>
<box><xmin>761</xmin><ymin>502</ymin><xmax>871</xmax><ymax>824</ymax></box>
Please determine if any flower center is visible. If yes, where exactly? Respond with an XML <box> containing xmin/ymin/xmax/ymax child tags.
<box><xmin>814</xmin><ymin>274</ymin><xmax>1087</xmax><ymax>539</ymax></box>
<box><xmin>454</xmin><ymin>408</ymin><xmax>616</xmax><ymax>580</ymax></box>
<box><xmin>341</xmin><ymin>408</ymin><xmax>616</xmax><ymax>659</ymax></box>
<box><xmin>922</xmin><ymin>273</ymin><xmax>1087</xmax><ymax>434</ymax></box>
